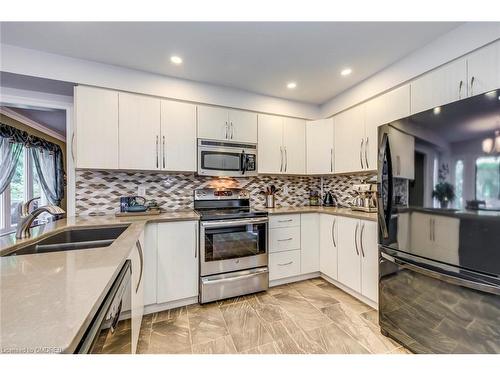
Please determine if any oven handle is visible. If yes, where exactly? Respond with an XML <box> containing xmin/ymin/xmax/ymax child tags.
<box><xmin>201</xmin><ymin>218</ymin><xmax>268</xmax><ymax>228</ymax></box>
<box><xmin>380</xmin><ymin>251</ymin><xmax>500</xmax><ymax>296</ymax></box>
<box><xmin>202</xmin><ymin>267</ymin><xmax>268</xmax><ymax>285</ymax></box>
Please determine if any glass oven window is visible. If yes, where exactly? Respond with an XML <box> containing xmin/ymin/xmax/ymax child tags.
<box><xmin>204</xmin><ymin>223</ymin><xmax>266</xmax><ymax>262</ymax></box>
<box><xmin>201</xmin><ymin>151</ymin><xmax>241</xmax><ymax>171</ymax></box>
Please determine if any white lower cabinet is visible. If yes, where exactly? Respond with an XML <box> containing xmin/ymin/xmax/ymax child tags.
<box><xmin>360</xmin><ymin>220</ymin><xmax>378</xmax><ymax>303</ymax></box>
<box><xmin>269</xmin><ymin>227</ymin><xmax>301</xmax><ymax>253</ymax></box>
<box><xmin>269</xmin><ymin>249</ymin><xmax>301</xmax><ymax>281</ymax></box>
<box><xmin>129</xmin><ymin>231</ymin><xmax>145</xmax><ymax>354</ymax></box>
<box><xmin>337</xmin><ymin>217</ymin><xmax>362</xmax><ymax>293</ymax></box>
<box><xmin>156</xmin><ymin>221</ymin><xmax>198</xmax><ymax>304</ymax></box>
<box><xmin>300</xmin><ymin>214</ymin><xmax>320</xmax><ymax>274</ymax></box>
<box><xmin>319</xmin><ymin>214</ymin><xmax>338</xmax><ymax>280</ymax></box>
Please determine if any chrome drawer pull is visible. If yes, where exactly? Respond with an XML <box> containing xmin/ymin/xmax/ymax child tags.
<box><xmin>278</xmin><ymin>219</ymin><xmax>293</xmax><ymax>223</ymax></box>
<box><xmin>278</xmin><ymin>261</ymin><xmax>293</xmax><ymax>266</ymax></box>
<box><xmin>277</xmin><ymin>238</ymin><xmax>293</xmax><ymax>241</ymax></box>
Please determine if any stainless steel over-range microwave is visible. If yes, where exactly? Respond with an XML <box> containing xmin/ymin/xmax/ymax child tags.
<box><xmin>197</xmin><ymin>139</ymin><xmax>257</xmax><ymax>177</ymax></box>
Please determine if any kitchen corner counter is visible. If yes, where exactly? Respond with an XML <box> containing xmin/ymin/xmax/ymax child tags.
<box><xmin>0</xmin><ymin>209</ymin><xmax>199</xmax><ymax>354</ymax></box>
<box><xmin>264</xmin><ymin>206</ymin><xmax>377</xmax><ymax>221</ymax></box>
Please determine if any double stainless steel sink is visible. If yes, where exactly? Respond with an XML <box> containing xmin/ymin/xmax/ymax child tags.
<box><xmin>3</xmin><ymin>225</ymin><xmax>129</xmax><ymax>257</ymax></box>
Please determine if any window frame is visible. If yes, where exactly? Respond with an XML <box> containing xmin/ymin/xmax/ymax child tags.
<box><xmin>474</xmin><ymin>155</ymin><xmax>500</xmax><ymax>207</ymax></box>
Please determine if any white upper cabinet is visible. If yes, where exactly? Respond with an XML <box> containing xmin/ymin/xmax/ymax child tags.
<box><xmin>160</xmin><ymin>100</ymin><xmax>197</xmax><ymax>172</ymax></box>
<box><xmin>75</xmin><ymin>86</ymin><xmax>119</xmax><ymax>169</ymax></box>
<box><xmin>334</xmin><ymin>105</ymin><xmax>366</xmax><ymax>174</ymax></box>
<box><xmin>282</xmin><ymin>117</ymin><xmax>306</xmax><ymax>174</ymax></box>
<box><xmin>228</xmin><ymin>109</ymin><xmax>258</xmax><ymax>143</ymax></box>
<box><xmin>119</xmin><ymin>92</ymin><xmax>161</xmax><ymax>171</ymax></box>
<box><xmin>306</xmin><ymin>118</ymin><xmax>334</xmax><ymax>174</ymax></box>
<box><xmin>198</xmin><ymin>105</ymin><xmax>257</xmax><ymax>143</ymax></box>
<box><xmin>467</xmin><ymin>40</ymin><xmax>500</xmax><ymax>97</ymax></box>
<box><xmin>410</xmin><ymin>58</ymin><xmax>467</xmax><ymax>115</ymax></box>
<box><xmin>319</xmin><ymin>214</ymin><xmax>338</xmax><ymax>280</ymax></box>
<box><xmin>258</xmin><ymin>114</ymin><xmax>283</xmax><ymax>174</ymax></box>
<box><xmin>389</xmin><ymin>127</ymin><xmax>415</xmax><ymax>180</ymax></box>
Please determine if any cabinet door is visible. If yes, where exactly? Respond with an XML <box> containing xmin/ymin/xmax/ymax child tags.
<box><xmin>143</xmin><ymin>223</ymin><xmax>157</xmax><ymax>306</ymax></box>
<box><xmin>337</xmin><ymin>217</ymin><xmax>361</xmax><ymax>293</ymax></box>
<box><xmin>157</xmin><ymin>221</ymin><xmax>198</xmax><ymax>304</ymax></box>
<box><xmin>411</xmin><ymin>58</ymin><xmax>467</xmax><ymax>115</ymax></box>
<box><xmin>161</xmin><ymin>100</ymin><xmax>197</xmax><ymax>172</ymax></box>
<box><xmin>306</xmin><ymin>119</ymin><xmax>334</xmax><ymax>174</ymax></box>
<box><xmin>75</xmin><ymin>86</ymin><xmax>119</xmax><ymax>169</ymax></box>
<box><xmin>197</xmin><ymin>105</ymin><xmax>229</xmax><ymax>141</ymax></box>
<box><xmin>301</xmin><ymin>213</ymin><xmax>320</xmax><ymax>274</ymax></box>
<box><xmin>365</xmin><ymin>85</ymin><xmax>410</xmax><ymax>170</ymax></box>
<box><xmin>258</xmin><ymin>114</ymin><xmax>283</xmax><ymax>174</ymax></box>
<box><xmin>410</xmin><ymin>212</ymin><xmax>433</xmax><ymax>256</ymax></box>
<box><xmin>389</xmin><ymin>127</ymin><xmax>415</xmax><ymax>179</ymax></box>
<box><xmin>119</xmin><ymin>93</ymin><xmax>161</xmax><ymax>170</ymax></box>
<box><xmin>228</xmin><ymin>109</ymin><xmax>258</xmax><ymax>143</ymax></box>
<box><xmin>467</xmin><ymin>40</ymin><xmax>500</xmax><ymax>97</ymax></box>
<box><xmin>334</xmin><ymin>105</ymin><xmax>366</xmax><ymax>173</ymax></box>
<box><xmin>360</xmin><ymin>220</ymin><xmax>378</xmax><ymax>303</ymax></box>
<box><xmin>130</xmin><ymin>232</ymin><xmax>145</xmax><ymax>354</ymax></box>
<box><xmin>319</xmin><ymin>214</ymin><xmax>338</xmax><ymax>280</ymax></box>
<box><xmin>283</xmin><ymin>118</ymin><xmax>306</xmax><ymax>174</ymax></box>
<box><xmin>433</xmin><ymin>215</ymin><xmax>460</xmax><ymax>265</ymax></box>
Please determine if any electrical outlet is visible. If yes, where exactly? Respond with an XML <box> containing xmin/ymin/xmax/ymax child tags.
<box><xmin>138</xmin><ymin>186</ymin><xmax>146</xmax><ymax>197</ymax></box>
<box><xmin>283</xmin><ymin>185</ymin><xmax>289</xmax><ymax>195</ymax></box>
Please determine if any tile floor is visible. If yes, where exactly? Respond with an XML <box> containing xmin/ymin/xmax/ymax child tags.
<box><xmin>137</xmin><ymin>278</ymin><xmax>411</xmax><ymax>354</ymax></box>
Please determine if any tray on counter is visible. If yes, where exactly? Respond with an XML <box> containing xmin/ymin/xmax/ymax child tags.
<box><xmin>115</xmin><ymin>208</ymin><xmax>162</xmax><ymax>217</ymax></box>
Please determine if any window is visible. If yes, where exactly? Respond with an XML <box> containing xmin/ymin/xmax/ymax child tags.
<box><xmin>0</xmin><ymin>149</ymin><xmax>45</xmax><ymax>235</ymax></box>
<box><xmin>475</xmin><ymin>156</ymin><xmax>500</xmax><ymax>209</ymax></box>
<box><xmin>455</xmin><ymin>160</ymin><xmax>464</xmax><ymax>209</ymax></box>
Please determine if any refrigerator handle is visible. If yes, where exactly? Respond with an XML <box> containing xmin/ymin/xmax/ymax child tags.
<box><xmin>380</xmin><ymin>251</ymin><xmax>500</xmax><ymax>296</ymax></box>
<box><xmin>377</xmin><ymin>131</ymin><xmax>393</xmax><ymax>239</ymax></box>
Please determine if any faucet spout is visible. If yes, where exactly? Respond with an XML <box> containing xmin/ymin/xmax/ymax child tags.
<box><xmin>15</xmin><ymin>205</ymin><xmax>65</xmax><ymax>240</ymax></box>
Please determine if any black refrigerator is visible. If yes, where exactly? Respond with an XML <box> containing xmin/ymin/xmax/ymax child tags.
<box><xmin>377</xmin><ymin>89</ymin><xmax>500</xmax><ymax>354</ymax></box>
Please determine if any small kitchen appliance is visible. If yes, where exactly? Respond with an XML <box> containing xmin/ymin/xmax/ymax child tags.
<box><xmin>350</xmin><ymin>183</ymin><xmax>377</xmax><ymax>212</ymax></box>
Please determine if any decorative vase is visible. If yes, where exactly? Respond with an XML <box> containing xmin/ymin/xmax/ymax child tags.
<box><xmin>440</xmin><ymin>200</ymin><xmax>449</xmax><ymax>209</ymax></box>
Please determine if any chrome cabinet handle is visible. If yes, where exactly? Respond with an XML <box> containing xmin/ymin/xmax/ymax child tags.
<box><xmin>195</xmin><ymin>225</ymin><xmax>198</xmax><ymax>258</ymax></box>
<box><xmin>156</xmin><ymin>135</ymin><xmax>159</xmax><ymax>168</ymax></box>
<box><xmin>135</xmin><ymin>240</ymin><xmax>144</xmax><ymax>293</ymax></box>
<box><xmin>470</xmin><ymin>76</ymin><xmax>475</xmax><ymax>96</ymax></box>
<box><xmin>458</xmin><ymin>80</ymin><xmax>463</xmax><ymax>99</ymax></box>
<box><xmin>330</xmin><ymin>148</ymin><xmax>333</xmax><ymax>172</ymax></box>
<box><xmin>354</xmin><ymin>222</ymin><xmax>360</xmax><ymax>256</ymax></box>
<box><xmin>284</xmin><ymin>146</ymin><xmax>288</xmax><ymax>172</ymax></box>
<box><xmin>278</xmin><ymin>261</ymin><xmax>293</xmax><ymax>266</ymax></box>
<box><xmin>364</xmin><ymin>137</ymin><xmax>369</xmax><ymax>169</ymax></box>
<box><xmin>280</xmin><ymin>146</ymin><xmax>284</xmax><ymax>172</ymax></box>
<box><xmin>203</xmin><ymin>268</ymin><xmax>268</xmax><ymax>284</ymax></box>
<box><xmin>277</xmin><ymin>237</ymin><xmax>293</xmax><ymax>242</ymax></box>
<box><xmin>225</xmin><ymin>121</ymin><xmax>228</xmax><ymax>139</ymax></box>
<box><xmin>71</xmin><ymin>132</ymin><xmax>76</xmax><ymax>163</ymax></box>
<box><xmin>230</xmin><ymin>121</ymin><xmax>234</xmax><ymax>139</ymax></box>
<box><xmin>360</xmin><ymin>223</ymin><xmax>365</xmax><ymax>258</ymax></box>
<box><xmin>429</xmin><ymin>218</ymin><xmax>433</xmax><ymax>241</ymax></box>
<box><xmin>360</xmin><ymin>138</ymin><xmax>364</xmax><ymax>169</ymax></box>
<box><xmin>162</xmin><ymin>136</ymin><xmax>166</xmax><ymax>169</ymax></box>
<box><xmin>331</xmin><ymin>219</ymin><xmax>336</xmax><ymax>247</ymax></box>
<box><xmin>278</xmin><ymin>219</ymin><xmax>293</xmax><ymax>223</ymax></box>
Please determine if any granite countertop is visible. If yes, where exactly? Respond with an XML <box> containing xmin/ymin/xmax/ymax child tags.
<box><xmin>0</xmin><ymin>209</ymin><xmax>199</xmax><ymax>354</ymax></box>
<box><xmin>264</xmin><ymin>206</ymin><xmax>378</xmax><ymax>221</ymax></box>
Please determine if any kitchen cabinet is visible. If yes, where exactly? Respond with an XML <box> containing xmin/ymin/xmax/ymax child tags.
<box><xmin>365</xmin><ymin>85</ymin><xmax>411</xmax><ymax>170</ymax></box>
<box><xmin>410</xmin><ymin>58</ymin><xmax>467</xmax><ymax>115</ymax></box>
<box><xmin>337</xmin><ymin>217</ymin><xmax>362</xmax><ymax>293</ymax></box>
<box><xmin>156</xmin><ymin>221</ymin><xmax>198</xmax><ymax>304</ymax></box>
<box><xmin>129</xmin><ymin>231</ymin><xmax>145</xmax><ymax>354</ymax></box>
<box><xmin>258</xmin><ymin>114</ymin><xmax>306</xmax><ymax>175</ymax></box>
<box><xmin>269</xmin><ymin>227</ymin><xmax>301</xmax><ymax>253</ymax></box>
<box><xmin>119</xmin><ymin>92</ymin><xmax>161</xmax><ymax>170</ymax></box>
<box><xmin>306</xmin><ymin>118</ymin><xmax>334</xmax><ymax>174</ymax></box>
<box><xmin>160</xmin><ymin>100</ymin><xmax>197</xmax><ymax>172</ymax></box>
<box><xmin>75</xmin><ymin>86</ymin><xmax>119</xmax><ymax>169</ymax></box>
<box><xmin>143</xmin><ymin>223</ymin><xmax>158</xmax><ymax>306</ymax></box>
<box><xmin>334</xmin><ymin>105</ymin><xmax>367</xmax><ymax>173</ymax></box>
<box><xmin>319</xmin><ymin>214</ymin><xmax>338</xmax><ymax>280</ymax></box>
<box><xmin>269</xmin><ymin>214</ymin><xmax>301</xmax><ymax>228</ymax></box>
<box><xmin>198</xmin><ymin>105</ymin><xmax>257</xmax><ymax>143</ymax></box>
<box><xmin>269</xmin><ymin>249</ymin><xmax>301</xmax><ymax>281</ymax></box>
<box><xmin>300</xmin><ymin>213</ymin><xmax>320</xmax><ymax>274</ymax></box>
<box><xmin>466</xmin><ymin>40</ymin><xmax>500</xmax><ymax>97</ymax></box>
<box><xmin>389</xmin><ymin>127</ymin><xmax>415</xmax><ymax>179</ymax></box>
<box><xmin>359</xmin><ymin>220</ymin><xmax>378</xmax><ymax>303</ymax></box>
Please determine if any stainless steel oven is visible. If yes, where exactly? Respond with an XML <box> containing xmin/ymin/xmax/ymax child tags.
<box><xmin>197</xmin><ymin>139</ymin><xmax>257</xmax><ymax>177</ymax></box>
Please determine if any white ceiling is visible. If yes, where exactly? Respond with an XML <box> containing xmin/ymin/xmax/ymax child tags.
<box><xmin>0</xmin><ymin>22</ymin><xmax>462</xmax><ymax>104</ymax></box>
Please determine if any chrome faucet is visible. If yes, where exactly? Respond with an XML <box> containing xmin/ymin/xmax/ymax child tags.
<box><xmin>16</xmin><ymin>204</ymin><xmax>65</xmax><ymax>239</ymax></box>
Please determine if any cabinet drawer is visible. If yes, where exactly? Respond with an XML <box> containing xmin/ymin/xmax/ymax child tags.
<box><xmin>269</xmin><ymin>214</ymin><xmax>300</xmax><ymax>228</ymax></box>
<box><xmin>269</xmin><ymin>250</ymin><xmax>301</xmax><ymax>281</ymax></box>
<box><xmin>269</xmin><ymin>227</ymin><xmax>301</xmax><ymax>253</ymax></box>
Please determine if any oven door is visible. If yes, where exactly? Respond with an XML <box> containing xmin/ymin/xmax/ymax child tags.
<box><xmin>200</xmin><ymin>217</ymin><xmax>268</xmax><ymax>276</ymax></box>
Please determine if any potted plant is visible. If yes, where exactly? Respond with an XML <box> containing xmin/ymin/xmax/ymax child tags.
<box><xmin>432</xmin><ymin>182</ymin><xmax>455</xmax><ymax>208</ymax></box>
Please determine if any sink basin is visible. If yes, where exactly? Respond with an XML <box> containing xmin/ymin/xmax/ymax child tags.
<box><xmin>4</xmin><ymin>225</ymin><xmax>129</xmax><ymax>256</ymax></box>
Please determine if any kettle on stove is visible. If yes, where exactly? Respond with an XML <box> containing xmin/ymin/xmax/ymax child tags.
<box><xmin>323</xmin><ymin>191</ymin><xmax>337</xmax><ymax>207</ymax></box>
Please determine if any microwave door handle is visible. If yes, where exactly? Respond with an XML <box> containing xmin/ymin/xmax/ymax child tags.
<box><xmin>377</xmin><ymin>131</ymin><xmax>393</xmax><ymax>239</ymax></box>
<box><xmin>240</xmin><ymin>150</ymin><xmax>247</xmax><ymax>175</ymax></box>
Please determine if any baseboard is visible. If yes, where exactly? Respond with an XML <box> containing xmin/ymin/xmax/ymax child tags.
<box><xmin>320</xmin><ymin>273</ymin><xmax>378</xmax><ymax>310</ymax></box>
<box><xmin>144</xmin><ymin>296</ymin><xmax>199</xmax><ymax>315</ymax></box>
<box><xmin>269</xmin><ymin>271</ymin><xmax>321</xmax><ymax>287</ymax></box>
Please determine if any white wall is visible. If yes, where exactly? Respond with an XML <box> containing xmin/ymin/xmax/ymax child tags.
<box><xmin>320</xmin><ymin>22</ymin><xmax>500</xmax><ymax>118</ymax></box>
<box><xmin>0</xmin><ymin>43</ymin><xmax>320</xmax><ymax>119</ymax></box>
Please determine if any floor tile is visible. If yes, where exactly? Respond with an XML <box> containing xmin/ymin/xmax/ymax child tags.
<box><xmin>389</xmin><ymin>346</ymin><xmax>412</xmax><ymax>354</ymax></box>
<box><xmin>187</xmin><ymin>303</ymin><xmax>228</xmax><ymax>345</ymax></box>
<box><xmin>360</xmin><ymin>309</ymin><xmax>379</xmax><ymax>327</ymax></box>
<box><xmin>153</xmin><ymin>306</ymin><xmax>187</xmax><ymax>324</ymax></box>
<box><xmin>314</xmin><ymin>280</ymin><xmax>373</xmax><ymax>314</ymax></box>
<box><xmin>248</xmin><ymin>292</ymin><xmax>288</xmax><ymax>322</ymax></box>
<box><xmin>290</xmin><ymin>279</ymin><xmax>340</xmax><ymax>309</ymax></box>
<box><xmin>303</xmin><ymin>323</ymin><xmax>370</xmax><ymax>354</ymax></box>
<box><xmin>149</xmin><ymin>308</ymin><xmax>191</xmax><ymax>353</ymax></box>
<box><xmin>191</xmin><ymin>335</ymin><xmax>237</xmax><ymax>354</ymax></box>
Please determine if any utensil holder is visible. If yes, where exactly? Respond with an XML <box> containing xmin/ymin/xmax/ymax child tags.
<box><xmin>266</xmin><ymin>195</ymin><xmax>275</xmax><ymax>208</ymax></box>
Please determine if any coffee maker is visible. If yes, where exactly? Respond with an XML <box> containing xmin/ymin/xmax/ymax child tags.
<box><xmin>350</xmin><ymin>183</ymin><xmax>377</xmax><ymax>212</ymax></box>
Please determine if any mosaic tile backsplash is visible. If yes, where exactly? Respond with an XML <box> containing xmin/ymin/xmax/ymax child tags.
<box><xmin>75</xmin><ymin>170</ymin><xmax>376</xmax><ymax>216</ymax></box>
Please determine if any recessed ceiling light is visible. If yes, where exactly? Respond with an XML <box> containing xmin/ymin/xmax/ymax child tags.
<box><xmin>170</xmin><ymin>55</ymin><xmax>183</xmax><ymax>65</ymax></box>
<box><xmin>340</xmin><ymin>68</ymin><xmax>352</xmax><ymax>76</ymax></box>
<box><xmin>433</xmin><ymin>106</ymin><xmax>441</xmax><ymax>115</ymax></box>
<box><xmin>287</xmin><ymin>82</ymin><xmax>297</xmax><ymax>89</ymax></box>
